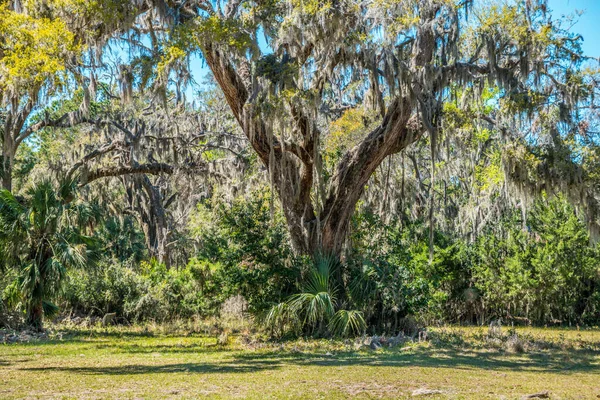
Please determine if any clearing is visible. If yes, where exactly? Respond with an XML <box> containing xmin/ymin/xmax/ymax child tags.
<box><xmin>1</xmin><ymin>326</ymin><xmax>599</xmax><ymax>399</ymax></box>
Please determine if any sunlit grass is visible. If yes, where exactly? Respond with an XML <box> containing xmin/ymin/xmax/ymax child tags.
<box><xmin>1</xmin><ymin>325</ymin><xmax>599</xmax><ymax>399</ymax></box>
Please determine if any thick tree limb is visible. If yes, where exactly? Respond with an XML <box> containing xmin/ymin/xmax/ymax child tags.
<box><xmin>82</xmin><ymin>163</ymin><xmax>174</xmax><ymax>185</ymax></box>
<box><xmin>321</xmin><ymin>97</ymin><xmax>421</xmax><ymax>252</ymax></box>
<box><xmin>66</xmin><ymin>140</ymin><xmax>126</xmax><ymax>180</ymax></box>
<box><xmin>17</xmin><ymin>111</ymin><xmax>93</xmax><ymax>146</ymax></box>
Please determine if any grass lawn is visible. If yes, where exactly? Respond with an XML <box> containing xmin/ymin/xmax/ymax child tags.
<box><xmin>1</xmin><ymin>325</ymin><xmax>599</xmax><ymax>399</ymax></box>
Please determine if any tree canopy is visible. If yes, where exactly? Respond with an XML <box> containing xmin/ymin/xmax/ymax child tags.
<box><xmin>1</xmin><ymin>0</ymin><xmax>599</xmax><ymax>331</ymax></box>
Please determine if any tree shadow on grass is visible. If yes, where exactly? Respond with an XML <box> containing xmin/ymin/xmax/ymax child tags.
<box><xmin>51</xmin><ymin>328</ymin><xmax>161</xmax><ymax>340</ymax></box>
<box><xmin>1</xmin><ymin>329</ymin><xmax>163</xmax><ymax>348</ymax></box>
<box><xmin>232</xmin><ymin>347</ymin><xmax>600</xmax><ymax>375</ymax></box>
<box><xmin>18</xmin><ymin>347</ymin><xmax>600</xmax><ymax>377</ymax></box>
<box><xmin>93</xmin><ymin>342</ymin><xmax>229</xmax><ymax>355</ymax></box>
<box><xmin>22</xmin><ymin>359</ymin><xmax>282</xmax><ymax>375</ymax></box>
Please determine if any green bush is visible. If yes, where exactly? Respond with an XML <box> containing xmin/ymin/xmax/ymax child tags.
<box><xmin>61</xmin><ymin>257</ymin><xmax>221</xmax><ymax>322</ymax></box>
<box><xmin>349</xmin><ymin>209</ymin><xmax>471</xmax><ymax>329</ymax></box>
<box><xmin>472</xmin><ymin>197</ymin><xmax>600</xmax><ymax>325</ymax></box>
<box><xmin>11</xmin><ymin>190</ymin><xmax>598</xmax><ymax>330</ymax></box>
<box><xmin>348</xmin><ymin>197</ymin><xmax>600</xmax><ymax>328</ymax></box>
<box><xmin>189</xmin><ymin>189</ymin><xmax>301</xmax><ymax>313</ymax></box>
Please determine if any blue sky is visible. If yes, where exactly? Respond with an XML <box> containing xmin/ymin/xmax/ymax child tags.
<box><xmin>549</xmin><ymin>0</ymin><xmax>600</xmax><ymax>58</ymax></box>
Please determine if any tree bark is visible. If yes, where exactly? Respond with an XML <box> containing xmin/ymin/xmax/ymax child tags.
<box><xmin>1</xmin><ymin>129</ymin><xmax>15</xmax><ymax>192</ymax></box>
<box><xmin>1</xmin><ymin>105</ymin><xmax>87</xmax><ymax>191</ymax></box>
<box><xmin>27</xmin><ymin>301</ymin><xmax>44</xmax><ymax>331</ymax></box>
<box><xmin>320</xmin><ymin>100</ymin><xmax>420</xmax><ymax>255</ymax></box>
<box><xmin>200</xmin><ymin>25</ymin><xmax>434</xmax><ymax>258</ymax></box>
<box><xmin>82</xmin><ymin>163</ymin><xmax>175</xmax><ymax>185</ymax></box>
<box><xmin>139</xmin><ymin>175</ymin><xmax>170</xmax><ymax>267</ymax></box>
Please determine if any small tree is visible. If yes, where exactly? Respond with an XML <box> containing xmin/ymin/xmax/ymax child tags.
<box><xmin>0</xmin><ymin>3</ymin><xmax>81</xmax><ymax>191</ymax></box>
<box><xmin>0</xmin><ymin>180</ymin><xmax>100</xmax><ymax>330</ymax></box>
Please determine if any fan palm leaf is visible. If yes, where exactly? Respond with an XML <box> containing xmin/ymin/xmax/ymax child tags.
<box><xmin>329</xmin><ymin>309</ymin><xmax>366</xmax><ymax>337</ymax></box>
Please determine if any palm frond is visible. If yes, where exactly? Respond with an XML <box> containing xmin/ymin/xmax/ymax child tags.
<box><xmin>1</xmin><ymin>180</ymin><xmax>97</xmax><ymax>328</ymax></box>
<box><xmin>265</xmin><ymin>302</ymin><xmax>299</xmax><ymax>337</ymax></box>
<box><xmin>58</xmin><ymin>177</ymin><xmax>77</xmax><ymax>203</ymax></box>
<box><xmin>313</xmin><ymin>252</ymin><xmax>341</xmax><ymax>282</ymax></box>
<box><xmin>54</xmin><ymin>239</ymin><xmax>88</xmax><ymax>270</ymax></box>
<box><xmin>42</xmin><ymin>300</ymin><xmax>59</xmax><ymax>318</ymax></box>
<box><xmin>288</xmin><ymin>291</ymin><xmax>335</xmax><ymax>326</ymax></box>
<box><xmin>19</xmin><ymin>262</ymin><xmax>41</xmax><ymax>297</ymax></box>
<box><xmin>42</xmin><ymin>257</ymin><xmax>68</xmax><ymax>289</ymax></box>
<box><xmin>303</xmin><ymin>252</ymin><xmax>340</xmax><ymax>296</ymax></box>
<box><xmin>0</xmin><ymin>189</ymin><xmax>26</xmax><ymax>237</ymax></box>
<box><xmin>329</xmin><ymin>310</ymin><xmax>366</xmax><ymax>337</ymax></box>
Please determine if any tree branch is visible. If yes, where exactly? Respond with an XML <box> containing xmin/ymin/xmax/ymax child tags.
<box><xmin>66</xmin><ymin>140</ymin><xmax>125</xmax><ymax>180</ymax></box>
<box><xmin>82</xmin><ymin>163</ymin><xmax>174</xmax><ymax>185</ymax></box>
<box><xmin>16</xmin><ymin>111</ymin><xmax>94</xmax><ymax>146</ymax></box>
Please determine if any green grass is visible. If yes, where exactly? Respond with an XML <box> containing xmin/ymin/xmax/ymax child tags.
<box><xmin>1</xmin><ymin>325</ymin><xmax>600</xmax><ymax>399</ymax></box>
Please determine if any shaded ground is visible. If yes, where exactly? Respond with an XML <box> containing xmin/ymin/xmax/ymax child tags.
<box><xmin>1</xmin><ymin>326</ymin><xmax>599</xmax><ymax>399</ymax></box>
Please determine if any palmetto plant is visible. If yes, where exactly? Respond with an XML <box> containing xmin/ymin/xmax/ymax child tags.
<box><xmin>0</xmin><ymin>180</ymin><xmax>100</xmax><ymax>330</ymax></box>
<box><xmin>288</xmin><ymin>254</ymin><xmax>338</xmax><ymax>330</ymax></box>
<box><xmin>266</xmin><ymin>254</ymin><xmax>366</xmax><ymax>338</ymax></box>
<box><xmin>329</xmin><ymin>309</ymin><xmax>366</xmax><ymax>338</ymax></box>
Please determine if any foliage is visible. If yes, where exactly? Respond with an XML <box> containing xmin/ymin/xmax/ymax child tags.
<box><xmin>472</xmin><ymin>197</ymin><xmax>600</xmax><ymax>325</ymax></box>
<box><xmin>349</xmin><ymin>210</ymin><xmax>470</xmax><ymax>328</ymax></box>
<box><xmin>95</xmin><ymin>216</ymin><xmax>147</xmax><ymax>263</ymax></box>
<box><xmin>0</xmin><ymin>180</ymin><xmax>100</xmax><ymax>329</ymax></box>
<box><xmin>190</xmin><ymin>189</ymin><xmax>300</xmax><ymax>313</ymax></box>
<box><xmin>0</xmin><ymin>3</ymin><xmax>77</xmax><ymax>92</ymax></box>
<box><xmin>348</xmin><ymin>196</ymin><xmax>600</xmax><ymax>328</ymax></box>
<box><xmin>328</xmin><ymin>309</ymin><xmax>367</xmax><ymax>338</ymax></box>
<box><xmin>62</xmin><ymin>257</ymin><xmax>220</xmax><ymax>322</ymax></box>
<box><xmin>287</xmin><ymin>254</ymin><xmax>338</xmax><ymax>329</ymax></box>
<box><xmin>266</xmin><ymin>254</ymin><xmax>366</xmax><ymax>338</ymax></box>
<box><xmin>1</xmin><ymin>0</ymin><xmax>600</xmax><ymax>336</ymax></box>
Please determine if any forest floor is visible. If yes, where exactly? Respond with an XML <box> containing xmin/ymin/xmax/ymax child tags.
<box><xmin>0</xmin><ymin>325</ymin><xmax>599</xmax><ymax>399</ymax></box>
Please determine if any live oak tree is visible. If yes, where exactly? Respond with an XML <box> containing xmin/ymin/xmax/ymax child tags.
<box><xmin>0</xmin><ymin>1</ymin><xmax>193</xmax><ymax>266</ymax></box>
<box><xmin>0</xmin><ymin>0</ymin><xmax>154</xmax><ymax>192</ymax></box>
<box><xmin>1</xmin><ymin>0</ymin><xmax>599</xmax><ymax>331</ymax></box>
<box><xmin>36</xmin><ymin>84</ymin><xmax>249</xmax><ymax>266</ymax></box>
<box><xmin>124</xmin><ymin>0</ymin><xmax>594</xmax><ymax>258</ymax></box>
<box><xmin>0</xmin><ymin>0</ymin><xmax>248</xmax><ymax>267</ymax></box>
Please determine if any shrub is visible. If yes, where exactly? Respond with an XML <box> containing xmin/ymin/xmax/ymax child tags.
<box><xmin>61</xmin><ymin>257</ymin><xmax>222</xmax><ymax>323</ymax></box>
<box><xmin>189</xmin><ymin>189</ymin><xmax>301</xmax><ymax>313</ymax></box>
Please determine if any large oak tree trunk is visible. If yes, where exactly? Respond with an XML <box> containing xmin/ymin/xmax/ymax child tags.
<box><xmin>204</xmin><ymin>47</ymin><xmax>420</xmax><ymax>258</ymax></box>
<box><xmin>199</xmin><ymin>3</ymin><xmax>437</xmax><ymax>259</ymax></box>
<box><xmin>201</xmin><ymin>48</ymin><xmax>425</xmax><ymax>259</ymax></box>
<box><xmin>319</xmin><ymin>99</ymin><xmax>419</xmax><ymax>256</ymax></box>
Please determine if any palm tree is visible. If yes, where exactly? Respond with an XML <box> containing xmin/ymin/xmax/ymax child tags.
<box><xmin>0</xmin><ymin>180</ymin><xmax>100</xmax><ymax>330</ymax></box>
